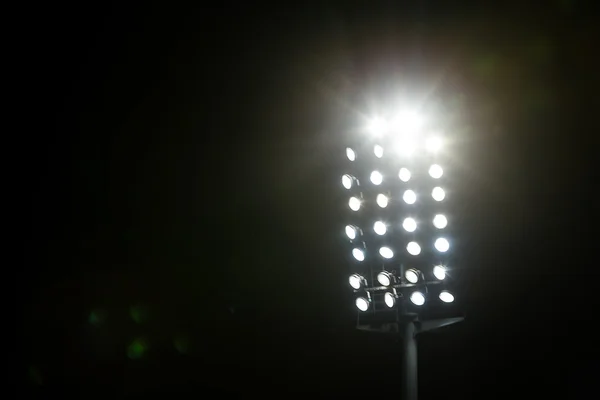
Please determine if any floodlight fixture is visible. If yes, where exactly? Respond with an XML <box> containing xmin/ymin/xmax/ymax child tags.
<box><xmin>377</xmin><ymin>271</ymin><xmax>395</xmax><ymax>287</ymax></box>
<box><xmin>410</xmin><ymin>291</ymin><xmax>426</xmax><ymax>306</ymax></box>
<box><xmin>379</xmin><ymin>246</ymin><xmax>394</xmax><ymax>259</ymax></box>
<box><xmin>433</xmin><ymin>214</ymin><xmax>447</xmax><ymax>229</ymax></box>
<box><xmin>352</xmin><ymin>248</ymin><xmax>365</xmax><ymax>261</ymax></box>
<box><xmin>432</xmin><ymin>187</ymin><xmax>445</xmax><ymax>201</ymax></box>
<box><xmin>439</xmin><ymin>290</ymin><xmax>455</xmax><ymax>303</ymax></box>
<box><xmin>404</xmin><ymin>268</ymin><xmax>421</xmax><ymax>284</ymax></box>
<box><xmin>434</xmin><ymin>238</ymin><xmax>450</xmax><ymax>253</ymax></box>
<box><xmin>384</xmin><ymin>292</ymin><xmax>397</xmax><ymax>308</ymax></box>
<box><xmin>345</xmin><ymin>225</ymin><xmax>359</xmax><ymax>240</ymax></box>
<box><xmin>346</xmin><ymin>147</ymin><xmax>356</xmax><ymax>161</ymax></box>
<box><xmin>370</xmin><ymin>171</ymin><xmax>383</xmax><ymax>185</ymax></box>
<box><xmin>349</xmin><ymin>274</ymin><xmax>367</xmax><ymax>290</ymax></box>
<box><xmin>403</xmin><ymin>190</ymin><xmax>416</xmax><ymax>204</ymax></box>
<box><xmin>356</xmin><ymin>297</ymin><xmax>370</xmax><ymax>311</ymax></box>
<box><xmin>433</xmin><ymin>265</ymin><xmax>446</xmax><ymax>280</ymax></box>
<box><xmin>374</xmin><ymin>144</ymin><xmax>384</xmax><ymax>158</ymax></box>
<box><xmin>407</xmin><ymin>241</ymin><xmax>421</xmax><ymax>256</ymax></box>
<box><xmin>428</xmin><ymin>164</ymin><xmax>443</xmax><ymax>179</ymax></box>
<box><xmin>402</xmin><ymin>217</ymin><xmax>417</xmax><ymax>232</ymax></box>
<box><xmin>376</xmin><ymin>194</ymin><xmax>389</xmax><ymax>208</ymax></box>
<box><xmin>342</xmin><ymin>174</ymin><xmax>358</xmax><ymax>189</ymax></box>
<box><xmin>349</xmin><ymin>197</ymin><xmax>361</xmax><ymax>211</ymax></box>
<box><xmin>373</xmin><ymin>221</ymin><xmax>387</xmax><ymax>236</ymax></box>
<box><xmin>399</xmin><ymin>167</ymin><xmax>411</xmax><ymax>182</ymax></box>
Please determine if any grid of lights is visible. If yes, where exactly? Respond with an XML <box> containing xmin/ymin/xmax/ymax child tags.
<box><xmin>343</xmin><ymin>111</ymin><xmax>456</xmax><ymax>314</ymax></box>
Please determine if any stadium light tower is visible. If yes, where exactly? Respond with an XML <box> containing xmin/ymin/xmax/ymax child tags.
<box><xmin>342</xmin><ymin>108</ymin><xmax>464</xmax><ymax>400</ymax></box>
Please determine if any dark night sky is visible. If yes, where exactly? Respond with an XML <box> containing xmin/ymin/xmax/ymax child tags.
<box><xmin>21</xmin><ymin>1</ymin><xmax>598</xmax><ymax>397</ymax></box>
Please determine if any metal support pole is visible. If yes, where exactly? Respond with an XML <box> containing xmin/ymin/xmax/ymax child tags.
<box><xmin>402</xmin><ymin>320</ymin><xmax>418</xmax><ymax>400</ymax></box>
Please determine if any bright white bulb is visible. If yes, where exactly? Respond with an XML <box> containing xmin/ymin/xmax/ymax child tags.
<box><xmin>410</xmin><ymin>291</ymin><xmax>426</xmax><ymax>306</ymax></box>
<box><xmin>367</xmin><ymin>117</ymin><xmax>388</xmax><ymax>136</ymax></box>
<box><xmin>439</xmin><ymin>291</ymin><xmax>454</xmax><ymax>303</ymax></box>
<box><xmin>399</xmin><ymin>167</ymin><xmax>411</xmax><ymax>182</ymax></box>
<box><xmin>345</xmin><ymin>225</ymin><xmax>357</xmax><ymax>240</ymax></box>
<box><xmin>405</xmin><ymin>269</ymin><xmax>419</xmax><ymax>284</ymax></box>
<box><xmin>373</xmin><ymin>221</ymin><xmax>387</xmax><ymax>236</ymax></box>
<box><xmin>432</xmin><ymin>187</ymin><xmax>445</xmax><ymax>201</ymax></box>
<box><xmin>370</xmin><ymin>171</ymin><xmax>383</xmax><ymax>185</ymax></box>
<box><xmin>403</xmin><ymin>190</ymin><xmax>416</xmax><ymax>204</ymax></box>
<box><xmin>407</xmin><ymin>241</ymin><xmax>421</xmax><ymax>256</ymax></box>
<box><xmin>433</xmin><ymin>214</ymin><xmax>448</xmax><ymax>229</ymax></box>
<box><xmin>376</xmin><ymin>194</ymin><xmax>389</xmax><ymax>208</ymax></box>
<box><xmin>384</xmin><ymin>292</ymin><xmax>396</xmax><ymax>308</ymax></box>
<box><xmin>379</xmin><ymin>247</ymin><xmax>394</xmax><ymax>259</ymax></box>
<box><xmin>349</xmin><ymin>197</ymin><xmax>361</xmax><ymax>211</ymax></box>
<box><xmin>352</xmin><ymin>248</ymin><xmax>365</xmax><ymax>261</ymax></box>
<box><xmin>434</xmin><ymin>238</ymin><xmax>450</xmax><ymax>252</ymax></box>
<box><xmin>426</xmin><ymin>136</ymin><xmax>443</xmax><ymax>152</ymax></box>
<box><xmin>433</xmin><ymin>265</ymin><xmax>446</xmax><ymax>280</ymax></box>
<box><xmin>377</xmin><ymin>271</ymin><xmax>392</xmax><ymax>286</ymax></box>
<box><xmin>342</xmin><ymin>174</ymin><xmax>353</xmax><ymax>189</ymax></box>
<box><xmin>356</xmin><ymin>297</ymin><xmax>370</xmax><ymax>311</ymax></box>
<box><xmin>374</xmin><ymin>145</ymin><xmax>384</xmax><ymax>158</ymax></box>
<box><xmin>346</xmin><ymin>147</ymin><xmax>356</xmax><ymax>161</ymax></box>
<box><xmin>429</xmin><ymin>164</ymin><xmax>443</xmax><ymax>179</ymax></box>
<box><xmin>349</xmin><ymin>274</ymin><xmax>362</xmax><ymax>289</ymax></box>
<box><xmin>402</xmin><ymin>217</ymin><xmax>417</xmax><ymax>232</ymax></box>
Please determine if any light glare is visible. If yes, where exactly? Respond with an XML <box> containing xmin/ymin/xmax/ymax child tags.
<box><xmin>426</xmin><ymin>136</ymin><xmax>443</xmax><ymax>152</ymax></box>
<box><xmin>433</xmin><ymin>265</ymin><xmax>446</xmax><ymax>280</ymax></box>
<box><xmin>367</xmin><ymin>117</ymin><xmax>388</xmax><ymax>136</ymax></box>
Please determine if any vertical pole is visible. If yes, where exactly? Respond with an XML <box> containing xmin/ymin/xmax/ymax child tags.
<box><xmin>402</xmin><ymin>320</ymin><xmax>418</xmax><ymax>400</ymax></box>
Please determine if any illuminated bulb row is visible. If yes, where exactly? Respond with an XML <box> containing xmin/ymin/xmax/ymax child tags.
<box><xmin>355</xmin><ymin>290</ymin><xmax>454</xmax><ymax>311</ymax></box>
<box><xmin>344</xmin><ymin>215</ymin><xmax>447</xmax><ymax>240</ymax></box>
<box><xmin>350</xmin><ymin>238</ymin><xmax>449</xmax><ymax>261</ymax></box>
<box><xmin>347</xmin><ymin>188</ymin><xmax>444</xmax><ymax>210</ymax></box>
<box><xmin>349</xmin><ymin>266</ymin><xmax>446</xmax><ymax>291</ymax></box>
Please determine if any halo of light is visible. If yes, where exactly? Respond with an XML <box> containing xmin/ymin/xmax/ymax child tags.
<box><xmin>377</xmin><ymin>271</ymin><xmax>393</xmax><ymax>286</ymax></box>
<box><xmin>407</xmin><ymin>241</ymin><xmax>421</xmax><ymax>256</ymax></box>
<box><xmin>429</xmin><ymin>164</ymin><xmax>443</xmax><ymax>179</ymax></box>
<box><xmin>394</xmin><ymin>135</ymin><xmax>416</xmax><ymax>156</ymax></box>
<box><xmin>373</xmin><ymin>221</ymin><xmax>387</xmax><ymax>236</ymax></box>
<box><xmin>433</xmin><ymin>265</ymin><xmax>446</xmax><ymax>280</ymax></box>
<box><xmin>384</xmin><ymin>292</ymin><xmax>396</xmax><ymax>308</ymax></box>
<box><xmin>405</xmin><ymin>269</ymin><xmax>420</xmax><ymax>284</ymax></box>
<box><xmin>433</xmin><ymin>214</ymin><xmax>447</xmax><ymax>229</ymax></box>
<box><xmin>399</xmin><ymin>168</ymin><xmax>411</xmax><ymax>182</ymax></box>
<box><xmin>395</xmin><ymin>111</ymin><xmax>423</xmax><ymax>133</ymax></box>
<box><xmin>346</xmin><ymin>147</ymin><xmax>356</xmax><ymax>161</ymax></box>
<box><xmin>376</xmin><ymin>194</ymin><xmax>389</xmax><ymax>208</ymax></box>
<box><xmin>356</xmin><ymin>297</ymin><xmax>370</xmax><ymax>311</ymax></box>
<box><xmin>426</xmin><ymin>136</ymin><xmax>443</xmax><ymax>152</ymax></box>
<box><xmin>379</xmin><ymin>246</ymin><xmax>394</xmax><ymax>259</ymax></box>
<box><xmin>374</xmin><ymin>145</ymin><xmax>384</xmax><ymax>158</ymax></box>
<box><xmin>439</xmin><ymin>291</ymin><xmax>455</xmax><ymax>303</ymax></box>
<box><xmin>432</xmin><ymin>187</ymin><xmax>445</xmax><ymax>201</ymax></box>
<box><xmin>349</xmin><ymin>274</ymin><xmax>364</xmax><ymax>290</ymax></box>
<box><xmin>410</xmin><ymin>291</ymin><xmax>425</xmax><ymax>306</ymax></box>
<box><xmin>403</xmin><ymin>190</ymin><xmax>416</xmax><ymax>204</ymax></box>
<box><xmin>370</xmin><ymin>171</ymin><xmax>383</xmax><ymax>185</ymax></box>
<box><xmin>402</xmin><ymin>217</ymin><xmax>417</xmax><ymax>232</ymax></box>
<box><xmin>345</xmin><ymin>225</ymin><xmax>357</xmax><ymax>240</ymax></box>
<box><xmin>352</xmin><ymin>248</ymin><xmax>365</xmax><ymax>261</ymax></box>
<box><xmin>342</xmin><ymin>174</ymin><xmax>353</xmax><ymax>189</ymax></box>
<box><xmin>349</xmin><ymin>197</ymin><xmax>361</xmax><ymax>211</ymax></box>
<box><xmin>434</xmin><ymin>238</ymin><xmax>450</xmax><ymax>252</ymax></box>
<box><xmin>367</xmin><ymin>117</ymin><xmax>387</xmax><ymax>136</ymax></box>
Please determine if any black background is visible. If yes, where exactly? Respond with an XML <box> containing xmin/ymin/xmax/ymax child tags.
<box><xmin>20</xmin><ymin>1</ymin><xmax>598</xmax><ymax>397</ymax></box>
